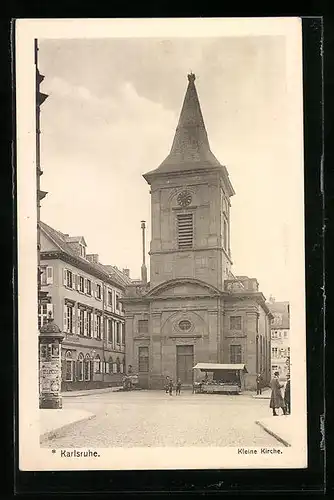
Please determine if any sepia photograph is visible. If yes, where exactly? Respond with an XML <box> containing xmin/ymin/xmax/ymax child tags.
<box><xmin>16</xmin><ymin>18</ymin><xmax>307</xmax><ymax>471</ymax></box>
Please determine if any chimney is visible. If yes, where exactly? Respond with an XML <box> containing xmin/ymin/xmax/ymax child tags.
<box><xmin>141</xmin><ymin>221</ymin><xmax>147</xmax><ymax>284</ymax></box>
<box><xmin>123</xmin><ymin>268</ymin><xmax>130</xmax><ymax>278</ymax></box>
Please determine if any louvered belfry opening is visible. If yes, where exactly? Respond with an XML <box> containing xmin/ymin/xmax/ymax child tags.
<box><xmin>177</xmin><ymin>213</ymin><xmax>193</xmax><ymax>249</ymax></box>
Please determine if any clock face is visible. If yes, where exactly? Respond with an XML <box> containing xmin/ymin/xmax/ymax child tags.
<box><xmin>177</xmin><ymin>190</ymin><xmax>192</xmax><ymax>207</ymax></box>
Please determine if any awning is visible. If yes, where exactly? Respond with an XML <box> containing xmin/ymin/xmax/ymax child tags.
<box><xmin>192</xmin><ymin>363</ymin><xmax>248</xmax><ymax>373</ymax></box>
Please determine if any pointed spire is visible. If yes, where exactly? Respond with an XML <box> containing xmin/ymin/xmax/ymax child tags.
<box><xmin>146</xmin><ymin>73</ymin><xmax>220</xmax><ymax>176</ymax></box>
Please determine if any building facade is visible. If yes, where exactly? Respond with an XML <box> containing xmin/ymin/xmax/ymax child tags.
<box><xmin>39</xmin><ymin>221</ymin><xmax>131</xmax><ymax>391</ymax></box>
<box><xmin>267</xmin><ymin>300</ymin><xmax>290</xmax><ymax>380</ymax></box>
<box><xmin>123</xmin><ymin>74</ymin><xmax>273</xmax><ymax>391</ymax></box>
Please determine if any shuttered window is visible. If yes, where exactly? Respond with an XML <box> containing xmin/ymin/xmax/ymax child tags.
<box><xmin>177</xmin><ymin>213</ymin><xmax>193</xmax><ymax>249</ymax></box>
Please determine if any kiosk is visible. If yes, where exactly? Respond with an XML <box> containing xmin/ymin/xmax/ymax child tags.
<box><xmin>192</xmin><ymin>363</ymin><xmax>248</xmax><ymax>394</ymax></box>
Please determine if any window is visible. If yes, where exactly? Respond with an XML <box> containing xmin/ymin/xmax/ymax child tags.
<box><xmin>80</xmin><ymin>244</ymin><xmax>86</xmax><ymax>258</ymax></box>
<box><xmin>79</xmin><ymin>276</ymin><xmax>85</xmax><ymax>293</ymax></box>
<box><xmin>77</xmin><ymin>353</ymin><xmax>84</xmax><ymax>381</ymax></box>
<box><xmin>65</xmin><ymin>351</ymin><xmax>74</xmax><ymax>381</ymax></box>
<box><xmin>108</xmin><ymin>291</ymin><xmax>112</xmax><ymax>307</ymax></box>
<box><xmin>223</xmin><ymin>219</ymin><xmax>227</xmax><ymax>249</ymax></box>
<box><xmin>177</xmin><ymin>213</ymin><xmax>193</xmax><ymax>249</ymax></box>
<box><xmin>96</xmin><ymin>315</ymin><xmax>102</xmax><ymax>339</ymax></box>
<box><xmin>40</xmin><ymin>266</ymin><xmax>53</xmax><ymax>285</ymax></box>
<box><xmin>38</xmin><ymin>303</ymin><xmax>49</xmax><ymax>329</ymax></box>
<box><xmin>230</xmin><ymin>316</ymin><xmax>242</xmax><ymax>330</ymax></box>
<box><xmin>272</xmin><ymin>330</ymin><xmax>278</xmax><ymax>339</ymax></box>
<box><xmin>272</xmin><ymin>347</ymin><xmax>278</xmax><ymax>358</ymax></box>
<box><xmin>284</xmin><ymin>331</ymin><xmax>288</xmax><ymax>338</ymax></box>
<box><xmin>96</xmin><ymin>284</ymin><xmax>102</xmax><ymax>299</ymax></box>
<box><xmin>94</xmin><ymin>355</ymin><xmax>101</xmax><ymax>374</ymax></box>
<box><xmin>86</xmin><ymin>279</ymin><xmax>92</xmax><ymax>295</ymax></box>
<box><xmin>178</xmin><ymin>320</ymin><xmax>191</xmax><ymax>331</ymax></box>
<box><xmin>229</xmin><ymin>345</ymin><xmax>242</xmax><ymax>364</ymax></box>
<box><xmin>66</xmin><ymin>270</ymin><xmax>73</xmax><ymax>288</ymax></box>
<box><xmin>116</xmin><ymin>357</ymin><xmax>121</xmax><ymax>373</ymax></box>
<box><xmin>108</xmin><ymin>319</ymin><xmax>112</xmax><ymax>343</ymax></box>
<box><xmin>65</xmin><ymin>304</ymin><xmax>74</xmax><ymax>333</ymax></box>
<box><xmin>138</xmin><ymin>320</ymin><xmax>148</xmax><ymax>334</ymax></box>
<box><xmin>138</xmin><ymin>347</ymin><xmax>149</xmax><ymax>372</ymax></box>
<box><xmin>87</xmin><ymin>311</ymin><xmax>92</xmax><ymax>337</ymax></box>
<box><xmin>84</xmin><ymin>354</ymin><xmax>91</xmax><ymax>381</ymax></box>
<box><xmin>272</xmin><ymin>313</ymin><xmax>283</xmax><ymax>326</ymax></box>
<box><xmin>79</xmin><ymin>309</ymin><xmax>84</xmax><ymax>335</ymax></box>
<box><xmin>116</xmin><ymin>295</ymin><xmax>120</xmax><ymax>310</ymax></box>
<box><xmin>116</xmin><ymin>323</ymin><xmax>120</xmax><ymax>344</ymax></box>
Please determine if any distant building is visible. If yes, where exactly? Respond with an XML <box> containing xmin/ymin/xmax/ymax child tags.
<box><xmin>123</xmin><ymin>74</ymin><xmax>273</xmax><ymax>391</ymax></box>
<box><xmin>39</xmin><ymin>221</ymin><xmax>132</xmax><ymax>391</ymax></box>
<box><xmin>267</xmin><ymin>300</ymin><xmax>290</xmax><ymax>380</ymax></box>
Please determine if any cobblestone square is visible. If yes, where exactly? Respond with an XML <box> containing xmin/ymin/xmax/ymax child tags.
<box><xmin>42</xmin><ymin>390</ymin><xmax>279</xmax><ymax>448</ymax></box>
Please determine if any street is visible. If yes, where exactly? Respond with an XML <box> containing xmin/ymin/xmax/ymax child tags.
<box><xmin>42</xmin><ymin>390</ymin><xmax>279</xmax><ymax>448</ymax></box>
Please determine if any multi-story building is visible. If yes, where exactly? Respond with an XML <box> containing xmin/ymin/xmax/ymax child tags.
<box><xmin>267</xmin><ymin>300</ymin><xmax>290</xmax><ymax>380</ymax></box>
<box><xmin>39</xmin><ymin>221</ymin><xmax>132</xmax><ymax>391</ymax></box>
<box><xmin>123</xmin><ymin>73</ymin><xmax>273</xmax><ymax>390</ymax></box>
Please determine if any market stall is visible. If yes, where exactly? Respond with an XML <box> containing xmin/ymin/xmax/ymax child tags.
<box><xmin>192</xmin><ymin>363</ymin><xmax>248</xmax><ymax>394</ymax></box>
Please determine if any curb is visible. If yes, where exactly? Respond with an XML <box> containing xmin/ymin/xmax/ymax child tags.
<box><xmin>40</xmin><ymin>414</ymin><xmax>96</xmax><ymax>444</ymax></box>
<box><xmin>255</xmin><ymin>420</ymin><xmax>291</xmax><ymax>447</ymax></box>
<box><xmin>62</xmin><ymin>388</ymin><xmax>122</xmax><ymax>398</ymax></box>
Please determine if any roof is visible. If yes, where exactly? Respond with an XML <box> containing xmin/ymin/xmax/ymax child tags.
<box><xmin>143</xmin><ymin>73</ymin><xmax>235</xmax><ymax>196</ymax></box>
<box><xmin>266</xmin><ymin>301</ymin><xmax>290</xmax><ymax>329</ymax></box>
<box><xmin>193</xmin><ymin>363</ymin><xmax>248</xmax><ymax>372</ymax></box>
<box><xmin>103</xmin><ymin>265</ymin><xmax>133</xmax><ymax>286</ymax></box>
<box><xmin>39</xmin><ymin>221</ymin><xmax>126</xmax><ymax>289</ymax></box>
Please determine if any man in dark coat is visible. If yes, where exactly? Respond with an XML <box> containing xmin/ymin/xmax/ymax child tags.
<box><xmin>284</xmin><ymin>375</ymin><xmax>291</xmax><ymax>414</ymax></box>
<box><xmin>270</xmin><ymin>371</ymin><xmax>287</xmax><ymax>416</ymax></box>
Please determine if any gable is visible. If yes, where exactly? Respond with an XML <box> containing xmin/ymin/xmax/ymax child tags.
<box><xmin>148</xmin><ymin>278</ymin><xmax>221</xmax><ymax>298</ymax></box>
<box><xmin>40</xmin><ymin>231</ymin><xmax>60</xmax><ymax>252</ymax></box>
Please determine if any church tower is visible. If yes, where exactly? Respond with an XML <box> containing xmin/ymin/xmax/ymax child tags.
<box><xmin>143</xmin><ymin>73</ymin><xmax>235</xmax><ymax>290</ymax></box>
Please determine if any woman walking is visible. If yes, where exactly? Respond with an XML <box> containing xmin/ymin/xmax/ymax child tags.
<box><xmin>270</xmin><ymin>371</ymin><xmax>287</xmax><ymax>416</ymax></box>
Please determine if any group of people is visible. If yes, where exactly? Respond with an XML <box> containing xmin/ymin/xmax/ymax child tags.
<box><xmin>165</xmin><ymin>376</ymin><xmax>182</xmax><ymax>396</ymax></box>
<box><xmin>256</xmin><ymin>371</ymin><xmax>290</xmax><ymax>416</ymax></box>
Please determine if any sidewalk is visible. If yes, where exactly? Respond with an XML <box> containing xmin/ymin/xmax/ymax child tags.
<box><xmin>61</xmin><ymin>386</ymin><xmax>122</xmax><ymax>398</ymax></box>
<box><xmin>255</xmin><ymin>415</ymin><xmax>292</xmax><ymax>447</ymax></box>
<box><xmin>252</xmin><ymin>388</ymin><xmax>271</xmax><ymax>400</ymax></box>
<box><xmin>40</xmin><ymin>409</ymin><xmax>96</xmax><ymax>443</ymax></box>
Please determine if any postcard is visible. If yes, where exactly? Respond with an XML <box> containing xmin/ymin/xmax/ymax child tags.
<box><xmin>16</xmin><ymin>17</ymin><xmax>307</xmax><ymax>471</ymax></box>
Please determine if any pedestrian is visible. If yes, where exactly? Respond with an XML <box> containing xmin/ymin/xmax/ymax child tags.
<box><xmin>256</xmin><ymin>373</ymin><xmax>262</xmax><ymax>395</ymax></box>
<box><xmin>269</xmin><ymin>371</ymin><xmax>287</xmax><ymax>416</ymax></box>
<box><xmin>168</xmin><ymin>378</ymin><xmax>173</xmax><ymax>396</ymax></box>
<box><xmin>176</xmin><ymin>378</ymin><xmax>182</xmax><ymax>395</ymax></box>
<box><xmin>165</xmin><ymin>376</ymin><xmax>170</xmax><ymax>394</ymax></box>
<box><xmin>284</xmin><ymin>374</ymin><xmax>291</xmax><ymax>414</ymax></box>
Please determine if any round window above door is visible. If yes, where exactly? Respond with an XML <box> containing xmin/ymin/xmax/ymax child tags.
<box><xmin>178</xmin><ymin>320</ymin><xmax>192</xmax><ymax>331</ymax></box>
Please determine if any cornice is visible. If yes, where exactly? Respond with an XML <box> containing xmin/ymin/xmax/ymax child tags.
<box><xmin>41</xmin><ymin>250</ymin><xmax>125</xmax><ymax>291</ymax></box>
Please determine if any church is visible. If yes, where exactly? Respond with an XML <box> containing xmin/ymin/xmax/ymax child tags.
<box><xmin>123</xmin><ymin>73</ymin><xmax>273</xmax><ymax>391</ymax></box>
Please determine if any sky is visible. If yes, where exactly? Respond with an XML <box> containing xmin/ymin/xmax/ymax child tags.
<box><xmin>38</xmin><ymin>36</ymin><xmax>302</xmax><ymax>301</ymax></box>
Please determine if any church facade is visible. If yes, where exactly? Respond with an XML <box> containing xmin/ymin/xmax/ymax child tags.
<box><xmin>123</xmin><ymin>73</ymin><xmax>272</xmax><ymax>390</ymax></box>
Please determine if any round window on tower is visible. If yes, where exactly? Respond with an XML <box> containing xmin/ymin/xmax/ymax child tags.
<box><xmin>178</xmin><ymin>320</ymin><xmax>192</xmax><ymax>331</ymax></box>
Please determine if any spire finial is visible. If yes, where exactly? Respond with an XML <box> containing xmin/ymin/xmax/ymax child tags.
<box><xmin>187</xmin><ymin>72</ymin><xmax>196</xmax><ymax>82</ymax></box>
